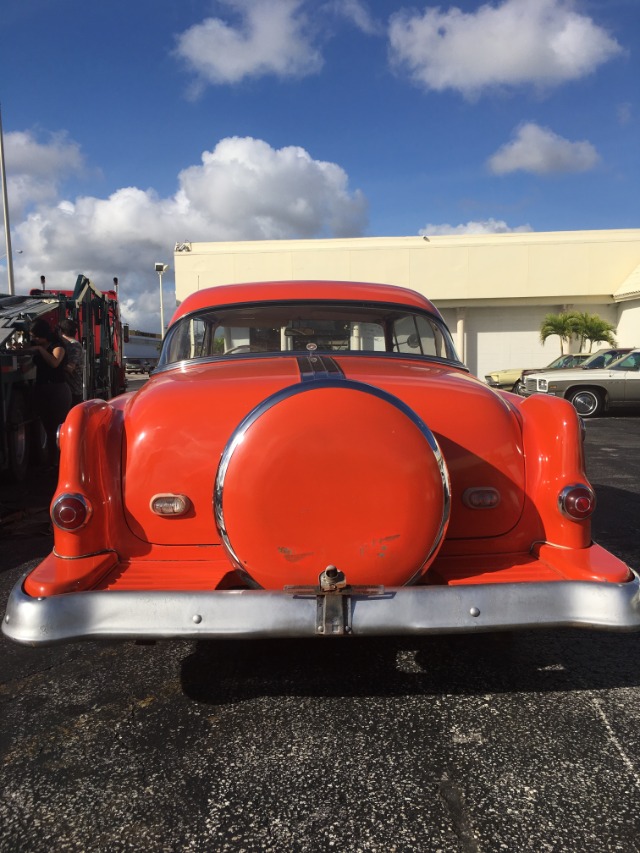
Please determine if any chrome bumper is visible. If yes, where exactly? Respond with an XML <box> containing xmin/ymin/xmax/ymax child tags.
<box><xmin>3</xmin><ymin>573</ymin><xmax>640</xmax><ymax>645</ymax></box>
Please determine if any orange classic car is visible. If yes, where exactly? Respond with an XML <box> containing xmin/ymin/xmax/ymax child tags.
<box><xmin>3</xmin><ymin>280</ymin><xmax>640</xmax><ymax>644</ymax></box>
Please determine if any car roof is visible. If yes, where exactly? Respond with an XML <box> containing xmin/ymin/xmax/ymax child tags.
<box><xmin>532</xmin><ymin>348</ymin><xmax>640</xmax><ymax>377</ymax></box>
<box><xmin>581</xmin><ymin>347</ymin><xmax>633</xmax><ymax>364</ymax></box>
<box><xmin>608</xmin><ymin>348</ymin><xmax>640</xmax><ymax>363</ymax></box>
<box><xmin>170</xmin><ymin>280</ymin><xmax>442</xmax><ymax>326</ymax></box>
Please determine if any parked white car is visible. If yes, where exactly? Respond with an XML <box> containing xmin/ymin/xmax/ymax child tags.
<box><xmin>522</xmin><ymin>349</ymin><xmax>640</xmax><ymax>417</ymax></box>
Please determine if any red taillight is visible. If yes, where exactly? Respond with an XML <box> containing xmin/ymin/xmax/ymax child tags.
<box><xmin>51</xmin><ymin>494</ymin><xmax>92</xmax><ymax>531</ymax></box>
<box><xmin>558</xmin><ymin>484</ymin><xmax>595</xmax><ymax>520</ymax></box>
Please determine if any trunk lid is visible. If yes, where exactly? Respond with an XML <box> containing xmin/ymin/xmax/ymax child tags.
<box><xmin>121</xmin><ymin>356</ymin><xmax>525</xmax><ymax>547</ymax></box>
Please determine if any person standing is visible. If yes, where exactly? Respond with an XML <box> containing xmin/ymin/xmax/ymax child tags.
<box><xmin>59</xmin><ymin>318</ymin><xmax>84</xmax><ymax>406</ymax></box>
<box><xmin>27</xmin><ymin>318</ymin><xmax>72</xmax><ymax>465</ymax></box>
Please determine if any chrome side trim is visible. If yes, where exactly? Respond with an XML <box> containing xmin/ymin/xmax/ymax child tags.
<box><xmin>52</xmin><ymin>548</ymin><xmax>118</xmax><ymax>560</ymax></box>
<box><xmin>4</xmin><ymin>573</ymin><xmax>640</xmax><ymax>645</ymax></box>
<box><xmin>213</xmin><ymin>379</ymin><xmax>450</xmax><ymax>584</ymax></box>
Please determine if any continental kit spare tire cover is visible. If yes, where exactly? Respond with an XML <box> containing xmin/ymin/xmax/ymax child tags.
<box><xmin>214</xmin><ymin>380</ymin><xmax>450</xmax><ymax>589</ymax></box>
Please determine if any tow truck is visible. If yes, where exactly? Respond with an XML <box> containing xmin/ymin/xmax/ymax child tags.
<box><xmin>0</xmin><ymin>275</ymin><xmax>126</xmax><ymax>480</ymax></box>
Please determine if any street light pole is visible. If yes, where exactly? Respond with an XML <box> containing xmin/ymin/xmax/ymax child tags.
<box><xmin>155</xmin><ymin>262</ymin><xmax>169</xmax><ymax>336</ymax></box>
<box><xmin>0</xmin><ymin>105</ymin><xmax>15</xmax><ymax>295</ymax></box>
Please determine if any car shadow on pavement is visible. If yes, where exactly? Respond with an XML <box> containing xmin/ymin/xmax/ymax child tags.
<box><xmin>0</xmin><ymin>467</ymin><xmax>56</xmax><ymax>571</ymax></box>
<box><xmin>180</xmin><ymin>628</ymin><xmax>640</xmax><ymax>705</ymax></box>
<box><xmin>588</xmin><ymin>483</ymin><xmax>640</xmax><ymax>573</ymax></box>
<box><xmin>182</xmin><ymin>474</ymin><xmax>640</xmax><ymax>705</ymax></box>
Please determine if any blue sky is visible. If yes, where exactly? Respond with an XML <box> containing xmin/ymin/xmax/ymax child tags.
<box><xmin>1</xmin><ymin>0</ymin><xmax>638</xmax><ymax>330</ymax></box>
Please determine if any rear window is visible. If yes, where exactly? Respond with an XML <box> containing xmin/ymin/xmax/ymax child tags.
<box><xmin>159</xmin><ymin>302</ymin><xmax>460</xmax><ymax>367</ymax></box>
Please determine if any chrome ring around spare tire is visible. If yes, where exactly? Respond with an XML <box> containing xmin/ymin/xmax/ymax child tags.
<box><xmin>214</xmin><ymin>378</ymin><xmax>451</xmax><ymax>588</ymax></box>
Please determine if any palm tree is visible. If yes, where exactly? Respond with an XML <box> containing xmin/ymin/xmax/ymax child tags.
<box><xmin>539</xmin><ymin>312</ymin><xmax>578</xmax><ymax>354</ymax></box>
<box><xmin>571</xmin><ymin>312</ymin><xmax>617</xmax><ymax>352</ymax></box>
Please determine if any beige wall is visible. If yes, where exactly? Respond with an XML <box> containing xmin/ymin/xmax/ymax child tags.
<box><xmin>617</xmin><ymin>303</ymin><xmax>640</xmax><ymax>346</ymax></box>
<box><xmin>174</xmin><ymin>229</ymin><xmax>640</xmax><ymax>378</ymax></box>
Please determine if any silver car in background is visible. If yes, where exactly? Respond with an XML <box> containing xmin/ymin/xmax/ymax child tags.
<box><xmin>522</xmin><ymin>349</ymin><xmax>640</xmax><ymax>417</ymax></box>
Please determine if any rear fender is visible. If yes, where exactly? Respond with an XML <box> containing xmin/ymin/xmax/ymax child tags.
<box><xmin>519</xmin><ymin>394</ymin><xmax>591</xmax><ymax>549</ymax></box>
<box><xmin>54</xmin><ymin>399</ymin><xmax>123</xmax><ymax>557</ymax></box>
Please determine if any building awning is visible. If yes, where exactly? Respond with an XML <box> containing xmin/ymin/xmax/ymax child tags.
<box><xmin>614</xmin><ymin>263</ymin><xmax>640</xmax><ymax>302</ymax></box>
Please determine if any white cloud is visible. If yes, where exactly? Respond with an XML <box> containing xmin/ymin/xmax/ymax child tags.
<box><xmin>177</xmin><ymin>137</ymin><xmax>367</xmax><ymax>239</ymax></box>
<box><xmin>326</xmin><ymin>0</ymin><xmax>382</xmax><ymax>36</ymax></box>
<box><xmin>2</xmin><ymin>130</ymin><xmax>86</xmax><ymax>217</ymax></box>
<box><xmin>9</xmin><ymin>136</ymin><xmax>367</xmax><ymax>329</ymax></box>
<box><xmin>419</xmin><ymin>218</ymin><xmax>533</xmax><ymax>236</ymax></box>
<box><xmin>389</xmin><ymin>0</ymin><xmax>622</xmax><ymax>96</ymax></box>
<box><xmin>488</xmin><ymin>122</ymin><xmax>599</xmax><ymax>175</ymax></box>
<box><xmin>617</xmin><ymin>102</ymin><xmax>632</xmax><ymax>126</ymax></box>
<box><xmin>174</xmin><ymin>0</ymin><xmax>322</xmax><ymax>91</ymax></box>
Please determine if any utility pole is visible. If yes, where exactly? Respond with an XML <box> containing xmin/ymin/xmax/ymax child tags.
<box><xmin>0</xmin><ymin>105</ymin><xmax>15</xmax><ymax>296</ymax></box>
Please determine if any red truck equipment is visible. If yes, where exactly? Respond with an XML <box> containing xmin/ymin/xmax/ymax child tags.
<box><xmin>0</xmin><ymin>274</ymin><xmax>126</xmax><ymax>480</ymax></box>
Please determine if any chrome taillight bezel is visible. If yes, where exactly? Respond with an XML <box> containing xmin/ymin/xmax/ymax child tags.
<box><xmin>51</xmin><ymin>493</ymin><xmax>93</xmax><ymax>531</ymax></box>
<box><xmin>558</xmin><ymin>484</ymin><xmax>596</xmax><ymax>520</ymax></box>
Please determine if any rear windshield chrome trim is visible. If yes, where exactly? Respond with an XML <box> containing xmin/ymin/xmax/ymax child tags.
<box><xmin>155</xmin><ymin>298</ymin><xmax>466</xmax><ymax>373</ymax></box>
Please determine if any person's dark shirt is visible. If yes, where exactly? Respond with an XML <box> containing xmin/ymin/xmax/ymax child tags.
<box><xmin>34</xmin><ymin>341</ymin><xmax>67</xmax><ymax>384</ymax></box>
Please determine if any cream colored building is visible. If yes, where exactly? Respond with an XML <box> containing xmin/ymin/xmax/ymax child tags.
<box><xmin>173</xmin><ymin>229</ymin><xmax>640</xmax><ymax>380</ymax></box>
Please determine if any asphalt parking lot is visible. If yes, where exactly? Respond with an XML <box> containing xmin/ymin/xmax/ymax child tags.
<box><xmin>1</xmin><ymin>410</ymin><xmax>639</xmax><ymax>852</ymax></box>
